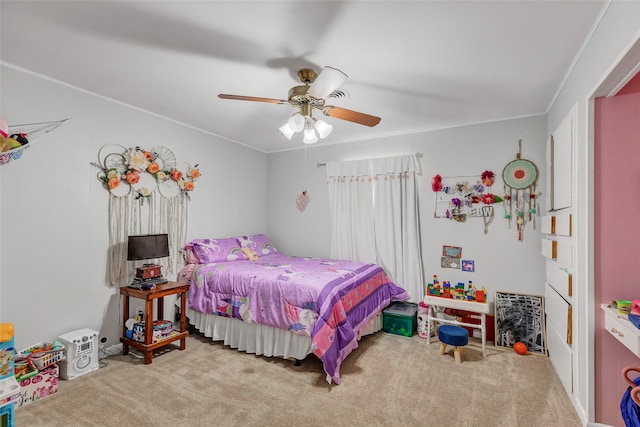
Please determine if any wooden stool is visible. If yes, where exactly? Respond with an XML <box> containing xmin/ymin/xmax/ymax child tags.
<box><xmin>438</xmin><ymin>325</ymin><xmax>469</xmax><ymax>364</ymax></box>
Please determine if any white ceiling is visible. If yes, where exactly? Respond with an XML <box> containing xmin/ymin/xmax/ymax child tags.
<box><xmin>0</xmin><ymin>1</ymin><xmax>605</xmax><ymax>153</ymax></box>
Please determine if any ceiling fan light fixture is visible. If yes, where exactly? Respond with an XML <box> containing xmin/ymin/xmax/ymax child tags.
<box><xmin>220</xmin><ymin>66</ymin><xmax>382</xmax><ymax>145</ymax></box>
<box><xmin>303</xmin><ymin>127</ymin><xmax>318</xmax><ymax>144</ymax></box>
<box><xmin>288</xmin><ymin>113</ymin><xmax>305</xmax><ymax>133</ymax></box>
<box><xmin>307</xmin><ymin>66</ymin><xmax>348</xmax><ymax>99</ymax></box>
<box><xmin>314</xmin><ymin>119</ymin><xmax>333</xmax><ymax>139</ymax></box>
<box><xmin>279</xmin><ymin>123</ymin><xmax>295</xmax><ymax>140</ymax></box>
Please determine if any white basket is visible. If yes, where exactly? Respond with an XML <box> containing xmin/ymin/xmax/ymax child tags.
<box><xmin>19</xmin><ymin>342</ymin><xmax>66</xmax><ymax>370</ymax></box>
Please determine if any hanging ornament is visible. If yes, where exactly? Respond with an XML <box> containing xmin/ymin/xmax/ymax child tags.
<box><xmin>501</xmin><ymin>140</ymin><xmax>540</xmax><ymax>241</ymax></box>
<box><xmin>502</xmin><ymin>192</ymin><xmax>512</xmax><ymax>228</ymax></box>
<box><xmin>296</xmin><ymin>190</ymin><xmax>310</xmax><ymax>212</ymax></box>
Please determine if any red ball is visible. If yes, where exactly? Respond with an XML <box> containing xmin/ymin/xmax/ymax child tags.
<box><xmin>513</xmin><ymin>342</ymin><xmax>527</xmax><ymax>355</ymax></box>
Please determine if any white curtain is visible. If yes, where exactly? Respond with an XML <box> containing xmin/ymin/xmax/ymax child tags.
<box><xmin>327</xmin><ymin>160</ymin><xmax>376</xmax><ymax>263</ymax></box>
<box><xmin>326</xmin><ymin>154</ymin><xmax>424</xmax><ymax>302</ymax></box>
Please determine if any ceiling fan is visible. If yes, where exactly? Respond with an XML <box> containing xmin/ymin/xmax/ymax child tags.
<box><xmin>218</xmin><ymin>66</ymin><xmax>381</xmax><ymax>143</ymax></box>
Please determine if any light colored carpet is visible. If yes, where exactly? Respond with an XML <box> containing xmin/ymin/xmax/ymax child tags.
<box><xmin>15</xmin><ymin>331</ymin><xmax>582</xmax><ymax>426</ymax></box>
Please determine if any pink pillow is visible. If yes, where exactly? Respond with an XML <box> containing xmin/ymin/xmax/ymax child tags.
<box><xmin>191</xmin><ymin>238</ymin><xmax>247</xmax><ymax>263</ymax></box>
<box><xmin>181</xmin><ymin>244</ymin><xmax>199</xmax><ymax>264</ymax></box>
<box><xmin>236</xmin><ymin>234</ymin><xmax>278</xmax><ymax>257</ymax></box>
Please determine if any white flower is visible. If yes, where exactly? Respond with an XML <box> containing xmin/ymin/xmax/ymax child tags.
<box><xmin>127</xmin><ymin>149</ymin><xmax>150</xmax><ymax>172</ymax></box>
<box><xmin>106</xmin><ymin>169</ymin><xmax>120</xmax><ymax>179</ymax></box>
<box><xmin>139</xmin><ymin>187</ymin><xmax>151</xmax><ymax>197</ymax></box>
<box><xmin>155</xmin><ymin>171</ymin><xmax>168</xmax><ymax>182</ymax></box>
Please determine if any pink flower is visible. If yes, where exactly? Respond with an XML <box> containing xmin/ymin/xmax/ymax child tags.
<box><xmin>431</xmin><ymin>174</ymin><xmax>443</xmax><ymax>192</ymax></box>
<box><xmin>125</xmin><ymin>170</ymin><xmax>140</xmax><ymax>185</ymax></box>
<box><xmin>147</xmin><ymin>161</ymin><xmax>160</xmax><ymax>174</ymax></box>
<box><xmin>481</xmin><ymin>170</ymin><xmax>495</xmax><ymax>187</ymax></box>
<box><xmin>171</xmin><ymin>169</ymin><xmax>183</xmax><ymax>182</ymax></box>
<box><xmin>107</xmin><ymin>177</ymin><xmax>119</xmax><ymax>190</ymax></box>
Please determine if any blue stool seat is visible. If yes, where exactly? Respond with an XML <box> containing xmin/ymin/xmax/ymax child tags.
<box><xmin>438</xmin><ymin>325</ymin><xmax>469</xmax><ymax>363</ymax></box>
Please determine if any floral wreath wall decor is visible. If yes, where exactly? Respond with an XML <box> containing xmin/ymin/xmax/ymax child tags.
<box><xmin>90</xmin><ymin>144</ymin><xmax>201</xmax><ymax>286</ymax></box>
<box><xmin>431</xmin><ymin>170</ymin><xmax>502</xmax><ymax>234</ymax></box>
<box><xmin>91</xmin><ymin>145</ymin><xmax>201</xmax><ymax>203</ymax></box>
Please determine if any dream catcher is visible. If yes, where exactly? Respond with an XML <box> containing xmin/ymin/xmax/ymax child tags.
<box><xmin>502</xmin><ymin>140</ymin><xmax>540</xmax><ymax>241</ymax></box>
<box><xmin>91</xmin><ymin>144</ymin><xmax>200</xmax><ymax>285</ymax></box>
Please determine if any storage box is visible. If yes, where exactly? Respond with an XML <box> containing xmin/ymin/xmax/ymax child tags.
<box><xmin>132</xmin><ymin>320</ymin><xmax>175</xmax><ymax>343</ymax></box>
<box><xmin>383</xmin><ymin>302</ymin><xmax>418</xmax><ymax>337</ymax></box>
<box><xmin>15</xmin><ymin>364</ymin><xmax>59</xmax><ymax>408</ymax></box>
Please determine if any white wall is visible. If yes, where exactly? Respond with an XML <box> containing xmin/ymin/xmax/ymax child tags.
<box><xmin>0</xmin><ymin>65</ymin><xmax>268</xmax><ymax>349</ymax></box>
<box><xmin>267</xmin><ymin>115</ymin><xmax>548</xmax><ymax>305</ymax></box>
<box><xmin>545</xmin><ymin>1</ymin><xmax>640</xmax><ymax>423</ymax></box>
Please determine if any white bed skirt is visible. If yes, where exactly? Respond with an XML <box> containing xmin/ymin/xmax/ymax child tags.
<box><xmin>186</xmin><ymin>307</ymin><xmax>383</xmax><ymax>361</ymax></box>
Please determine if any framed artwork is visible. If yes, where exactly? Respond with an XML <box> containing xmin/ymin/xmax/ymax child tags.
<box><xmin>461</xmin><ymin>259</ymin><xmax>475</xmax><ymax>272</ymax></box>
<box><xmin>441</xmin><ymin>257</ymin><xmax>460</xmax><ymax>269</ymax></box>
<box><xmin>442</xmin><ymin>245</ymin><xmax>462</xmax><ymax>258</ymax></box>
<box><xmin>495</xmin><ymin>291</ymin><xmax>547</xmax><ymax>355</ymax></box>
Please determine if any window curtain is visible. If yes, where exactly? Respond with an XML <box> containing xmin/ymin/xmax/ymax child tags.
<box><xmin>326</xmin><ymin>154</ymin><xmax>424</xmax><ymax>302</ymax></box>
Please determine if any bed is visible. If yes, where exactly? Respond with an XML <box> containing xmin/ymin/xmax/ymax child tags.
<box><xmin>177</xmin><ymin>234</ymin><xmax>409</xmax><ymax>384</ymax></box>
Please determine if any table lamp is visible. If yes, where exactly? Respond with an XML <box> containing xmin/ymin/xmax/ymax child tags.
<box><xmin>127</xmin><ymin>233</ymin><xmax>169</xmax><ymax>288</ymax></box>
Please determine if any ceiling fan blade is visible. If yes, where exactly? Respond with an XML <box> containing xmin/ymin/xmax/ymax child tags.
<box><xmin>323</xmin><ymin>106</ymin><xmax>381</xmax><ymax>127</ymax></box>
<box><xmin>307</xmin><ymin>66</ymin><xmax>348</xmax><ymax>99</ymax></box>
<box><xmin>218</xmin><ymin>94</ymin><xmax>287</xmax><ymax>104</ymax></box>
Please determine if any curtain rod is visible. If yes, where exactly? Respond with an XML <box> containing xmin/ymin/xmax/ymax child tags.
<box><xmin>316</xmin><ymin>152</ymin><xmax>423</xmax><ymax>168</ymax></box>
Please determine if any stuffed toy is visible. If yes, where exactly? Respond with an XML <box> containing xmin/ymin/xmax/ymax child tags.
<box><xmin>0</xmin><ymin>117</ymin><xmax>9</xmax><ymax>152</ymax></box>
<box><xmin>10</xmin><ymin>133</ymin><xmax>29</xmax><ymax>146</ymax></box>
<box><xmin>241</xmin><ymin>247</ymin><xmax>258</xmax><ymax>261</ymax></box>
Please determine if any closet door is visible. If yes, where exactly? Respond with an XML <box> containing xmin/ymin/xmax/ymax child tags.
<box><xmin>549</xmin><ymin>110</ymin><xmax>573</xmax><ymax>211</ymax></box>
<box><xmin>544</xmin><ymin>105</ymin><xmax>576</xmax><ymax>398</ymax></box>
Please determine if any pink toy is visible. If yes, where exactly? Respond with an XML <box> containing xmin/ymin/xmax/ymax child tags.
<box><xmin>632</xmin><ymin>300</ymin><xmax>640</xmax><ymax>315</ymax></box>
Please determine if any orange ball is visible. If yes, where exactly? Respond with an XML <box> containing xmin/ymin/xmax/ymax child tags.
<box><xmin>513</xmin><ymin>342</ymin><xmax>527</xmax><ymax>355</ymax></box>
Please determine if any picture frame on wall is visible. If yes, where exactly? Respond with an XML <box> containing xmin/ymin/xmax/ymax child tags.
<box><xmin>442</xmin><ymin>245</ymin><xmax>462</xmax><ymax>258</ymax></box>
<box><xmin>441</xmin><ymin>257</ymin><xmax>461</xmax><ymax>269</ymax></box>
<box><xmin>494</xmin><ymin>291</ymin><xmax>547</xmax><ymax>355</ymax></box>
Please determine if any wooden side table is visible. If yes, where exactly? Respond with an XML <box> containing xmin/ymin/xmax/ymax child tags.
<box><xmin>120</xmin><ymin>281</ymin><xmax>190</xmax><ymax>364</ymax></box>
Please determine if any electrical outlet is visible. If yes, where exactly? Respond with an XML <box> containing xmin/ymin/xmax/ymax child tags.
<box><xmin>100</xmin><ymin>337</ymin><xmax>108</xmax><ymax>343</ymax></box>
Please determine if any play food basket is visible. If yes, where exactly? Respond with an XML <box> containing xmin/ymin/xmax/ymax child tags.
<box><xmin>18</xmin><ymin>341</ymin><xmax>65</xmax><ymax>370</ymax></box>
<box><xmin>13</xmin><ymin>354</ymin><xmax>38</xmax><ymax>381</ymax></box>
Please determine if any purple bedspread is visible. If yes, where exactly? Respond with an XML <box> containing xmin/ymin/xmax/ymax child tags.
<box><xmin>187</xmin><ymin>253</ymin><xmax>408</xmax><ymax>384</ymax></box>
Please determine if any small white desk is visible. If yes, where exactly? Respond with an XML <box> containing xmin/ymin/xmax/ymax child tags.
<box><xmin>424</xmin><ymin>295</ymin><xmax>491</xmax><ymax>357</ymax></box>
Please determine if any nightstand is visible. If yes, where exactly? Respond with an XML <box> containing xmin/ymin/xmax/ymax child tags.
<box><xmin>120</xmin><ymin>281</ymin><xmax>189</xmax><ymax>364</ymax></box>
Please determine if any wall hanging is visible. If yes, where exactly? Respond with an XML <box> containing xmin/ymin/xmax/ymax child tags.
<box><xmin>295</xmin><ymin>145</ymin><xmax>311</xmax><ymax>212</ymax></box>
<box><xmin>296</xmin><ymin>191</ymin><xmax>310</xmax><ymax>212</ymax></box>
<box><xmin>0</xmin><ymin>118</ymin><xmax>69</xmax><ymax>166</ymax></box>
<box><xmin>91</xmin><ymin>144</ymin><xmax>201</xmax><ymax>286</ymax></box>
<box><xmin>501</xmin><ymin>140</ymin><xmax>540</xmax><ymax>241</ymax></box>
<box><xmin>431</xmin><ymin>171</ymin><xmax>501</xmax><ymax>234</ymax></box>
